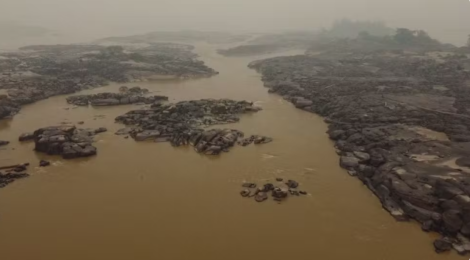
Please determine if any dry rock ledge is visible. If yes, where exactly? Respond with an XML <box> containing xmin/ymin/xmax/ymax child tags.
<box><xmin>250</xmin><ymin>52</ymin><xmax>470</xmax><ymax>254</ymax></box>
<box><xmin>115</xmin><ymin>99</ymin><xmax>272</xmax><ymax>155</ymax></box>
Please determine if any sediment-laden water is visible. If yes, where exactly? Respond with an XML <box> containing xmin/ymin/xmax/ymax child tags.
<box><xmin>0</xmin><ymin>43</ymin><xmax>460</xmax><ymax>259</ymax></box>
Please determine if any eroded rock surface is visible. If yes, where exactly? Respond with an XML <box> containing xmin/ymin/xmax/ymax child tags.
<box><xmin>0</xmin><ymin>163</ymin><xmax>30</xmax><ymax>188</ymax></box>
<box><xmin>0</xmin><ymin>44</ymin><xmax>216</xmax><ymax>119</ymax></box>
<box><xmin>239</xmin><ymin>179</ymin><xmax>307</xmax><ymax>203</ymax></box>
<box><xmin>115</xmin><ymin>99</ymin><xmax>271</xmax><ymax>155</ymax></box>
<box><xmin>250</xmin><ymin>52</ymin><xmax>470</xmax><ymax>253</ymax></box>
<box><xmin>20</xmin><ymin>125</ymin><xmax>106</xmax><ymax>159</ymax></box>
<box><xmin>66</xmin><ymin>86</ymin><xmax>168</xmax><ymax>106</ymax></box>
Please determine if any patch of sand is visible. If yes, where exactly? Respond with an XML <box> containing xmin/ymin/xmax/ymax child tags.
<box><xmin>408</xmin><ymin>126</ymin><xmax>449</xmax><ymax>142</ymax></box>
<box><xmin>438</xmin><ymin>158</ymin><xmax>470</xmax><ymax>174</ymax></box>
<box><xmin>410</xmin><ymin>154</ymin><xmax>440</xmax><ymax>162</ymax></box>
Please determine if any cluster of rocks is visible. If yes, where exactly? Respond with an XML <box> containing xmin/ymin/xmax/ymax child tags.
<box><xmin>240</xmin><ymin>178</ymin><xmax>307</xmax><ymax>202</ymax></box>
<box><xmin>115</xmin><ymin>99</ymin><xmax>272</xmax><ymax>155</ymax></box>
<box><xmin>0</xmin><ymin>44</ymin><xmax>217</xmax><ymax>120</ymax></box>
<box><xmin>19</xmin><ymin>125</ymin><xmax>106</xmax><ymax>159</ymax></box>
<box><xmin>66</xmin><ymin>86</ymin><xmax>168</xmax><ymax>106</ymax></box>
<box><xmin>250</xmin><ymin>51</ymin><xmax>470</xmax><ymax>253</ymax></box>
<box><xmin>0</xmin><ymin>159</ymin><xmax>57</xmax><ymax>189</ymax></box>
<box><xmin>0</xmin><ymin>163</ymin><xmax>30</xmax><ymax>188</ymax></box>
<box><xmin>238</xmin><ymin>135</ymin><xmax>273</xmax><ymax>146</ymax></box>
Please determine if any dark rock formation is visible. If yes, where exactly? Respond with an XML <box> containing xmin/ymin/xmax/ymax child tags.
<box><xmin>0</xmin><ymin>163</ymin><xmax>30</xmax><ymax>188</ymax></box>
<box><xmin>250</xmin><ymin>51</ymin><xmax>470</xmax><ymax>253</ymax></box>
<box><xmin>18</xmin><ymin>132</ymin><xmax>35</xmax><ymax>142</ymax></box>
<box><xmin>39</xmin><ymin>160</ymin><xmax>50</xmax><ymax>167</ymax></box>
<box><xmin>254</xmin><ymin>192</ymin><xmax>268</xmax><ymax>202</ymax></box>
<box><xmin>238</xmin><ymin>135</ymin><xmax>273</xmax><ymax>146</ymax></box>
<box><xmin>434</xmin><ymin>237</ymin><xmax>452</xmax><ymax>253</ymax></box>
<box><xmin>0</xmin><ymin>44</ymin><xmax>216</xmax><ymax>120</ymax></box>
<box><xmin>240</xmin><ymin>178</ymin><xmax>306</xmax><ymax>203</ymax></box>
<box><xmin>0</xmin><ymin>140</ymin><xmax>9</xmax><ymax>146</ymax></box>
<box><xmin>28</xmin><ymin>125</ymin><xmax>105</xmax><ymax>159</ymax></box>
<box><xmin>115</xmin><ymin>99</ymin><xmax>270</xmax><ymax>155</ymax></box>
<box><xmin>66</xmin><ymin>86</ymin><xmax>168</xmax><ymax>106</ymax></box>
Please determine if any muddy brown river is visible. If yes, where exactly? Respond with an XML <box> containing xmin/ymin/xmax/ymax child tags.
<box><xmin>0</xmin><ymin>43</ymin><xmax>461</xmax><ymax>259</ymax></box>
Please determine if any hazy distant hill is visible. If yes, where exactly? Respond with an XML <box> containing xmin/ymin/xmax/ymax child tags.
<box><xmin>0</xmin><ymin>22</ymin><xmax>53</xmax><ymax>38</ymax></box>
<box><xmin>95</xmin><ymin>31</ymin><xmax>252</xmax><ymax>45</ymax></box>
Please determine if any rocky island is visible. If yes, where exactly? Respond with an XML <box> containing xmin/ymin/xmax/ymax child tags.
<box><xmin>20</xmin><ymin>125</ymin><xmax>107</xmax><ymax>159</ymax></box>
<box><xmin>66</xmin><ymin>86</ymin><xmax>168</xmax><ymax>106</ymax></box>
<box><xmin>115</xmin><ymin>99</ymin><xmax>271</xmax><ymax>155</ymax></box>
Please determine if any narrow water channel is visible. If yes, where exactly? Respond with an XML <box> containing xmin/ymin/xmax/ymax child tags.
<box><xmin>0</xmin><ymin>43</ymin><xmax>459</xmax><ymax>259</ymax></box>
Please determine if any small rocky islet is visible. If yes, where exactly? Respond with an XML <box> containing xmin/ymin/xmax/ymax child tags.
<box><xmin>240</xmin><ymin>179</ymin><xmax>307</xmax><ymax>203</ymax></box>
<box><xmin>19</xmin><ymin>125</ymin><xmax>107</xmax><ymax>159</ymax></box>
<box><xmin>66</xmin><ymin>86</ymin><xmax>168</xmax><ymax>106</ymax></box>
<box><xmin>115</xmin><ymin>99</ymin><xmax>272</xmax><ymax>155</ymax></box>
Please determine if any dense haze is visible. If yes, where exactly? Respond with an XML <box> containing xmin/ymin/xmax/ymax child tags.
<box><xmin>1</xmin><ymin>0</ymin><xmax>470</xmax><ymax>45</ymax></box>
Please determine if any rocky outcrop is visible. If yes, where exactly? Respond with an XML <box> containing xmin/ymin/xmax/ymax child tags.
<box><xmin>239</xmin><ymin>178</ymin><xmax>307</xmax><ymax>203</ymax></box>
<box><xmin>21</xmin><ymin>125</ymin><xmax>106</xmax><ymax>159</ymax></box>
<box><xmin>0</xmin><ymin>44</ymin><xmax>216</xmax><ymax>120</ymax></box>
<box><xmin>250</xmin><ymin>52</ymin><xmax>470</xmax><ymax>253</ymax></box>
<box><xmin>66</xmin><ymin>86</ymin><xmax>168</xmax><ymax>106</ymax></box>
<box><xmin>18</xmin><ymin>132</ymin><xmax>35</xmax><ymax>142</ymax></box>
<box><xmin>115</xmin><ymin>99</ymin><xmax>270</xmax><ymax>155</ymax></box>
<box><xmin>0</xmin><ymin>163</ymin><xmax>30</xmax><ymax>188</ymax></box>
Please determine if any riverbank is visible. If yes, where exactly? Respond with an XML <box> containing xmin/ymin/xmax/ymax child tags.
<box><xmin>249</xmin><ymin>50</ymin><xmax>470</xmax><ymax>254</ymax></box>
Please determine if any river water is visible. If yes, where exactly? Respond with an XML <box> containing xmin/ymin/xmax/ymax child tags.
<box><xmin>0</xmin><ymin>43</ymin><xmax>460</xmax><ymax>260</ymax></box>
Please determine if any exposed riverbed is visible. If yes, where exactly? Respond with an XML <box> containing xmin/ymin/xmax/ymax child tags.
<box><xmin>0</xmin><ymin>43</ymin><xmax>461</xmax><ymax>259</ymax></box>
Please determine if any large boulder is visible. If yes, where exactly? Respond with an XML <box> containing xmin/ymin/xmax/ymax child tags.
<box><xmin>442</xmin><ymin>210</ymin><xmax>463</xmax><ymax>234</ymax></box>
<box><xmin>353</xmin><ymin>151</ymin><xmax>370</xmax><ymax>162</ymax></box>
<box><xmin>434</xmin><ymin>237</ymin><xmax>452</xmax><ymax>253</ymax></box>
<box><xmin>340</xmin><ymin>156</ymin><xmax>359</xmax><ymax>169</ymax></box>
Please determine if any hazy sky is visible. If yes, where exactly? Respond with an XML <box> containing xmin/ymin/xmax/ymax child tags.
<box><xmin>1</xmin><ymin>0</ymin><xmax>469</xmax><ymax>44</ymax></box>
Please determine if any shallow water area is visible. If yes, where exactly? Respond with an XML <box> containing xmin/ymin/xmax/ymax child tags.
<box><xmin>0</xmin><ymin>43</ymin><xmax>461</xmax><ymax>260</ymax></box>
